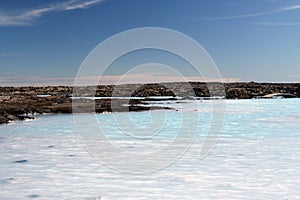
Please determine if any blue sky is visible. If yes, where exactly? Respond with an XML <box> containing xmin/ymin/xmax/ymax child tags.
<box><xmin>0</xmin><ymin>0</ymin><xmax>300</xmax><ymax>85</ymax></box>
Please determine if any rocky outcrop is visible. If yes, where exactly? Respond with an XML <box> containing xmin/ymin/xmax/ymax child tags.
<box><xmin>0</xmin><ymin>82</ymin><xmax>299</xmax><ymax>124</ymax></box>
<box><xmin>1</xmin><ymin>82</ymin><xmax>298</xmax><ymax>99</ymax></box>
<box><xmin>131</xmin><ymin>84</ymin><xmax>176</xmax><ymax>97</ymax></box>
<box><xmin>296</xmin><ymin>84</ymin><xmax>300</xmax><ymax>97</ymax></box>
<box><xmin>224</xmin><ymin>82</ymin><xmax>299</xmax><ymax>99</ymax></box>
<box><xmin>0</xmin><ymin>93</ymin><xmax>170</xmax><ymax>124</ymax></box>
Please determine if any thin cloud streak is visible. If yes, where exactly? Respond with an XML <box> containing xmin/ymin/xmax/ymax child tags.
<box><xmin>211</xmin><ymin>3</ymin><xmax>300</xmax><ymax>21</ymax></box>
<box><xmin>65</xmin><ymin>0</ymin><xmax>104</xmax><ymax>10</ymax></box>
<box><xmin>211</xmin><ymin>10</ymin><xmax>279</xmax><ymax>20</ymax></box>
<box><xmin>255</xmin><ymin>22</ymin><xmax>300</xmax><ymax>26</ymax></box>
<box><xmin>0</xmin><ymin>0</ymin><xmax>106</xmax><ymax>26</ymax></box>
<box><xmin>282</xmin><ymin>4</ymin><xmax>300</xmax><ymax>11</ymax></box>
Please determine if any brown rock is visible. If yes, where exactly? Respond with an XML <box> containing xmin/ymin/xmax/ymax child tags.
<box><xmin>0</xmin><ymin>116</ymin><xmax>8</xmax><ymax>124</ymax></box>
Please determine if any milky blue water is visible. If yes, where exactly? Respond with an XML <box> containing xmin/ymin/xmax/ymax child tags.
<box><xmin>0</xmin><ymin>99</ymin><xmax>299</xmax><ymax>199</ymax></box>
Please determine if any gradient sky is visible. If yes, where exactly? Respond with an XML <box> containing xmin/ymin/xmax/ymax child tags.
<box><xmin>1</xmin><ymin>0</ymin><xmax>300</xmax><ymax>85</ymax></box>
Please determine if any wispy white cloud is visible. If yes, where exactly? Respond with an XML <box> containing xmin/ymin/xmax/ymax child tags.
<box><xmin>255</xmin><ymin>22</ymin><xmax>300</xmax><ymax>26</ymax></box>
<box><xmin>211</xmin><ymin>10</ymin><xmax>278</xmax><ymax>20</ymax></box>
<box><xmin>64</xmin><ymin>0</ymin><xmax>104</xmax><ymax>10</ymax></box>
<box><xmin>212</xmin><ymin>3</ymin><xmax>300</xmax><ymax>21</ymax></box>
<box><xmin>254</xmin><ymin>4</ymin><xmax>300</xmax><ymax>26</ymax></box>
<box><xmin>282</xmin><ymin>4</ymin><xmax>300</xmax><ymax>11</ymax></box>
<box><xmin>0</xmin><ymin>0</ymin><xmax>106</xmax><ymax>26</ymax></box>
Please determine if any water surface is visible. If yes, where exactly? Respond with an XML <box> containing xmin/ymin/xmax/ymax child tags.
<box><xmin>0</xmin><ymin>99</ymin><xmax>299</xmax><ymax>199</ymax></box>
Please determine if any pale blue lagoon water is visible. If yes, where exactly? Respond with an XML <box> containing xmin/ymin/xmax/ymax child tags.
<box><xmin>0</xmin><ymin>99</ymin><xmax>300</xmax><ymax>199</ymax></box>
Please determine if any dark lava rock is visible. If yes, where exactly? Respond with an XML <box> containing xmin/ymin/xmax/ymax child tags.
<box><xmin>226</xmin><ymin>88</ymin><xmax>251</xmax><ymax>99</ymax></box>
<box><xmin>0</xmin><ymin>83</ymin><xmax>299</xmax><ymax>124</ymax></box>
<box><xmin>16</xmin><ymin>115</ymin><xmax>34</xmax><ymax>121</ymax></box>
<box><xmin>14</xmin><ymin>160</ymin><xmax>28</xmax><ymax>163</ymax></box>
<box><xmin>0</xmin><ymin>116</ymin><xmax>8</xmax><ymax>124</ymax></box>
<box><xmin>297</xmin><ymin>84</ymin><xmax>300</xmax><ymax>97</ymax></box>
<box><xmin>28</xmin><ymin>194</ymin><xmax>40</xmax><ymax>198</ymax></box>
<box><xmin>131</xmin><ymin>84</ymin><xmax>176</xmax><ymax>97</ymax></box>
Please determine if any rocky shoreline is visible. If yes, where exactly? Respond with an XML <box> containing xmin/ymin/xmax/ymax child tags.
<box><xmin>1</xmin><ymin>82</ymin><xmax>299</xmax><ymax>124</ymax></box>
<box><xmin>0</xmin><ymin>95</ymin><xmax>171</xmax><ymax>124</ymax></box>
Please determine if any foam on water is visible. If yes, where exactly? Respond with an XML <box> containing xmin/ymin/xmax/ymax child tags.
<box><xmin>0</xmin><ymin>99</ymin><xmax>299</xmax><ymax>199</ymax></box>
